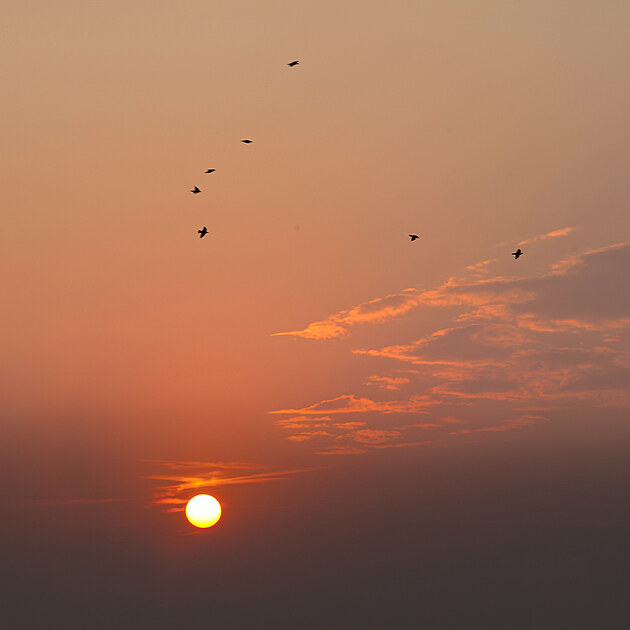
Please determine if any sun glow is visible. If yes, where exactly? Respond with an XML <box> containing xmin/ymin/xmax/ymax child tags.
<box><xmin>185</xmin><ymin>494</ymin><xmax>222</xmax><ymax>528</ymax></box>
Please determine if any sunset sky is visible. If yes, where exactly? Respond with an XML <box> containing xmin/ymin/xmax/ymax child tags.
<box><xmin>2</xmin><ymin>1</ymin><xmax>629</xmax><ymax>627</ymax></box>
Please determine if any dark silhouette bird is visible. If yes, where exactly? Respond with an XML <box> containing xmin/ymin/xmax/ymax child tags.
<box><xmin>191</xmin><ymin>186</ymin><xmax>201</xmax><ymax>194</ymax></box>
<box><xmin>198</xmin><ymin>227</ymin><xmax>208</xmax><ymax>238</ymax></box>
<box><xmin>512</xmin><ymin>248</ymin><xmax>523</xmax><ymax>259</ymax></box>
<box><xmin>241</xmin><ymin>139</ymin><xmax>253</xmax><ymax>144</ymax></box>
<box><xmin>205</xmin><ymin>169</ymin><xmax>216</xmax><ymax>174</ymax></box>
<box><xmin>409</xmin><ymin>234</ymin><xmax>420</xmax><ymax>241</ymax></box>
<box><xmin>288</xmin><ymin>60</ymin><xmax>299</xmax><ymax>67</ymax></box>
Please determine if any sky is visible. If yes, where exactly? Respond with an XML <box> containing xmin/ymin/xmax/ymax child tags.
<box><xmin>2</xmin><ymin>1</ymin><xmax>630</xmax><ymax>627</ymax></box>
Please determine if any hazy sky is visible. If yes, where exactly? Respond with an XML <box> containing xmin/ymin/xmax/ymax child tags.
<box><xmin>2</xmin><ymin>1</ymin><xmax>629</xmax><ymax>627</ymax></box>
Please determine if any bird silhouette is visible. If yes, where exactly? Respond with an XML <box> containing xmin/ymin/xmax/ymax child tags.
<box><xmin>198</xmin><ymin>227</ymin><xmax>208</xmax><ymax>238</ymax></box>
<box><xmin>409</xmin><ymin>234</ymin><xmax>420</xmax><ymax>241</ymax></box>
<box><xmin>512</xmin><ymin>248</ymin><xmax>523</xmax><ymax>259</ymax></box>
<box><xmin>205</xmin><ymin>169</ymin><xmax>216</xmax><ymax>174</ymax></box>
<box><xmin>191</xmin><ymin>186</ymin><xmax>201</xmax><ymax>194</ymax></box>
<box><xmin>287</xmin><ymin>60</ymin><xmax>299</xmax><ymax>67</ymax></box>
<box><xmin>241</xmin><ymin>139</ymin><xmax>253</xmax><ymax>144</ymax></box>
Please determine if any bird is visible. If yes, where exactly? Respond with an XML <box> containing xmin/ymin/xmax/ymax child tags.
<box><xmin>205</xmin><ymin>169</ymin><xmax>216</xmax><ymax>174</ymax></box>
<box><xmin>241</xmin><ymin>139</ymin><xmax>253</xmax><ymax>144</ymax></box>
<box><xmin>409</xmin><ymin>234</ymin><xmax>420</xmax><ymax>241</ymax></box>
<box><xmin>198</xmin><ymin>227</ymin><xmax>208</xmax><ymax>238</ymax></box>
<box><xmin>512</xmin><ymin>248</ymin><xmax>523</xmax><ymax>259</ymax></box>
<box><xmin>287</xmin><ymin>60</ymin><xmax>299</xmax><ymax>67</ymax></box>
<box><xmin>191</xmin><ymin>186</ymin><xmax>201</xmax><ymax>194</ymax></box>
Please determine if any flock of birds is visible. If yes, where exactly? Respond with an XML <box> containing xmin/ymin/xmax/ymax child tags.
<box><xmin>187</xmin><ymin>59</ymin><xmax>525</xmax><ymax>261</ymax></box>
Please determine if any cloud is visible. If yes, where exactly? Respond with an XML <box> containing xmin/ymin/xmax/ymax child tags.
<box><xmin>270</xmin><ymin>393</ymin><xmax>437</xmax><ymax>415</ymax></box>
<box><xmin>356</xmin><ymin>323</ymin><xmax>528</xmax><ymax>367</ymax></box>
<box><xmin>274</xmin><ymin>415</ymin><xmax>333</xmax><ymax>429</ymax></box>
<box><xmin>517</xmin><ymin>227</ymin><xmax>574</xmax><ymax>246</ymax></box>
<box><xmin>271</xmin><ymin>242</ymin><xmax>630</xmax><ymax>454</ymax></box>
<box><xmin>145</xmin><ymin>461</ymin><xmax>311</xmax><ymax>512</ymax></box>
<box><xmin>275</xmin><ymin>237</ymin><xmax>630</xmax><ymax>348</ymax></box>
<box><xmin>466</xmin><ymin>259</ymin><xmax>497</xmax><ymax>275</ymax></box>
<box><xmin>350</xmin><ymin>429</ymin><xmax>403</xmax><ymax>444</ymax></box>
<box><xmin>315</xmin><ymin>446</ymin><xmax>369</xmax><ymax>456</ymax></box>
<box><xmin>493</xmin><ymin>227</ymin><xmax>575</xmax><ymax>248</ymax></box>
<box><xmin>20</xmin><ymin>498</ymin><xmax>127</xmax><ymax>507</ymax></box>
<box><xmin>272</xmin><ymin>229</ymin><xmax>582</xmax><ymax>341</ymax></box>
<box><xmin>365</xmin><ymin>375</ymin><xmax>411</xmax><ymax>390</ymax></box>
<box><xmin>286</xmin><ymin>431</ymin><xmax>334</xmax><ymax>442</ymax></box>
<box><xmin>271</xmin><ymin>289</ymin><xmax>426</xmax><ymax>340</ymax></box>
<box><xmin>451</xmin><ymin>415</ymin><xmax>547</xmax><ymax>434</ymax></box>
<box><xmin>443</xmin><ymin>242</ymin><xmax>630</xmax><ymax>328</ymax></box>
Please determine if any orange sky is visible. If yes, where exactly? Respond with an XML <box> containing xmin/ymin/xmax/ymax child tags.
<box><xmin>2</xmin><ymin>1</ymin><xmax>630</xmax><ymax>626</ymax></box>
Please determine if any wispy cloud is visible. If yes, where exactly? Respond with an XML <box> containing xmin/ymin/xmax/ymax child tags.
<box><xmin>145</xmin><ymin>461</ymin><xmax>311</xmax><ymax>512</ymax></box>
<box><xmin>493</xmin><ymin>227</ymin><xmax>575</xmax><ymax>249</ymax></box>
<box><xmin>286</xmin><ymin>431</ymin><xmax>334</xmax><ymax>442</ymax></box>
<box><xmin>270</xmin><ymin>393</ymin><xmax>438</xmax><ymax>415</ymax></box>
<box><xmin>271</xmin><ymin>242</ymin><xmax>630</xmax><ymax>454</ymax></box>
<box><xmin>365</xmin><ymin>375</ymin><xmax>411</xmax><ymax>390</ymax></box>
<box><xmin>517</xmin><ymin>227</ymin><xmax>574</xmax><ymax>246</ymax></box>
<box><xmin>466</xmin><ymin>259</ymin><xmax>496</xmax><ymax>274</ymax></box>
<box><xmin>450</xmin><ymin>415</ymin><xmax>547</xmax><ymax>435</ymax></box>
<box><xmin>18</xmin><ymin>497</ymin><xmax>128</xmax><ymax>507</ymax></box>
<box><xmin>273</xmin><ymin>228</ymin><xmax>579</xmax><ymax>341</ymax></box>
<box><xmin>271</xmin><ymin>290</ymin><xmax>425</xmax><ymax>340</ymax></box>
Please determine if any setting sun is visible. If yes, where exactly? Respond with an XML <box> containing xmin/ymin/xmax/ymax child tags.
<box><xmin>185</xmin><ymin>494</ymin><xmax>222</xmax><ymax>528</ymax></box>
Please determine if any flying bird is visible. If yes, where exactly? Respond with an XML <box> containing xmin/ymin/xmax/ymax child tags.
<box><xmin>241</xmin><ymin>139</ymin><xmax>253</xmax><ymax>144</ymax></box>
<box><xmin>205</xmin><ymin>169</ymin><xmax>216</xmax><ymax>174</ymax></box>
<box><xmin>409</xmin><ymin>234</ymin><xmax>420</xmax><ymax>241</ymax></box>
<box><xmin>512</xmin><ymin>248</ymin><xmax>523</xmax><ymax>259</ymax></box>
<box><xmin>198</xmin><ymin>227</ymin><xmax>208</xmax><ymax>238</ymax></box>
<box><xmin>287</xmin><ymin>60</ymin><xmax>299</xmax><ymax>67</ymax></box>
<box><xmin>191</xmin><ymin>186</ymin><xmax>201</xmax><ymax>194</ymax></box>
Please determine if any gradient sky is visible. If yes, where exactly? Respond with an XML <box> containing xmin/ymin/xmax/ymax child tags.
<box><xmin>2</xmin><ymin>1</ymin><xmax>630</xmax><ymax>627</ymax></box>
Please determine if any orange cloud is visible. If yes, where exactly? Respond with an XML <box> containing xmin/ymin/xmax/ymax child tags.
<box><xmin>365</xmin><ymin>375</ymin><xmax>410</xmax><ymax>390</ymax></box>
<box><xmin>314</xmin><ymin>446</ymin><xmax>368</xmax><ymax>456</ymax></box>
<box><xmin>451</xmin><ymin>415</ymin><xmax>546</xmax><ymax>434</ymax></box>
<box><xmin>271</xmin><ymin>242</ymin><xmax>630</xmax><ymax>455</ymax></box>
<box><xmin>286</xmin><ymin>431</ymin><xmax>334</xmax><ymax>442</ymax></box>
<box><xmin>517</xmin><ymin>227</ymin><xmax>574</xmax><ymax>246</ymax></box>
<box><xmin>145</xmin><ymin>461</ymin><xmax>312</xmax><ymax>511</ymax></box>
<box><xmin>274</xmin><ymin>241</ymin><xmax>630</xmax><ymax>344</ymax></box>
<box><xmin>270</xmin><ymin>393</ymin><xmax>437</xmax><ymax>415</ymax></box>
<box><xmin>274</xmin><ymin>415</ymin><xmax>333</xmax><ymax>429</ymax></box>
<box><xmin>350</xmin><ymin>429</ymin><xmax>403</xmax><ymax>444</ymax></box>
<box><xmin>466</xmin><ymin>259</ymin><xmax>496</xmax><ymax>274</ymax></box>
<box><xmin>271</xmin><ymin>289</ymin><xmax>426</xmax><ymax>340</ymax></box>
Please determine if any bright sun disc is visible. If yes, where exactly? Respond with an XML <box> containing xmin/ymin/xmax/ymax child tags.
<box><xmin>185</xmin><ymin>494</ymin><xmax>222</xmax><ymax>528</ymax></box>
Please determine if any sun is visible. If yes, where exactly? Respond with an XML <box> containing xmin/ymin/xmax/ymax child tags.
<box><xmin>185</xmin><ymin>494</ymin><xmax>222</xmax><ymax>528</ymax></box>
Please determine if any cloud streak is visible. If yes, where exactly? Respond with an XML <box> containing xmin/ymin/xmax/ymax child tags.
<box><xmin>145</xmin><ymin>461</ymin><xmax>311</xmax><ymax>512</ymax></box>
<box><xmin>274</xmin><ymin>241</ymin><xmax>630</xmax><ymax>341</ymax></box>
<box><xmin>517</xmin><ymin>227</ymin><xmax>574</xmax><ymax>246</ymax></box>
<box><xmin>271</xmin><ymin>289</ymin><xmax>426</xmax><ymax>340</ymax></box>
<box><xmin>271</xmin><ymin>242</ymin><xmax>630</xmax><ymax>454</ymax></box>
